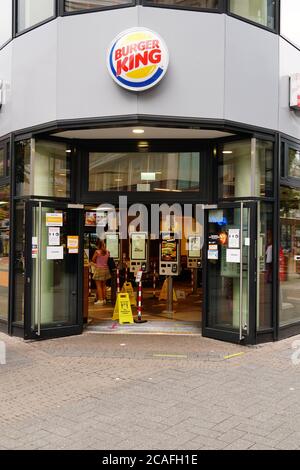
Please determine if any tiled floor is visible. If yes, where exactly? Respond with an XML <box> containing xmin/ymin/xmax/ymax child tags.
<box><xmin>88</xmin><ymin>284</ymin><xmax>203</xmax><ymax>325</ymax></box>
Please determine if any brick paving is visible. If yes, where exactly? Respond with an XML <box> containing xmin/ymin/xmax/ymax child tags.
<box><xmin>0</xmin><ymin>331</ymin><xmax>300</xmax><ymax>450</ymax></box>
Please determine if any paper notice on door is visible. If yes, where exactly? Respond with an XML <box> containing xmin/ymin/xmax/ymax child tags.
<box><xmin>67</xmin><ymin>236</ymin><xmax>79</xmax><ymax>254</ymax></box>
<box><xmin>226</xmin><ymin>249</ymin><xmax>241</xmax><ymax>263</ymax></box>
<box><xmin>48</xmin><ymin>227</ymin><xmax>60</xmax><ymax>246</ymax></box>
<box><xmin>32</xmin><ymin>237</ymin><xmax>38</xmax><ymax>258</ymax></box>
<box><xmin>208</xmin><ymin>249</ymin><xmax>219</xmax><ymax>260</ymax></box>
<box><xmin>47</xmin><ymin>246</ymin><xmax>64</xmax><ymax>260</ymax></box>
<box><xmin>46</xmin><ymin>213</ymin><xmax>63</xmax><ymax>227</ymax></box>
<box><xmin>228</xmin><ymin>229</ymin><xmax>240</xmax><ymax>248</ymax></box>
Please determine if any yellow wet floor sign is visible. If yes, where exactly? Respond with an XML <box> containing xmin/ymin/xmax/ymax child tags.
<box><xmin>112</xmin><ymin>293</ymin><xmax>134</xmax><ymax>324</ymax></box>
<box><xmin>121</xmin><ymin>282</ymin><xmax>137</xmax><ymax>306</ymax></box>
<box><xmin>159</xmin><ymin>279</ymin><xmax>178</xmax><ymax>302</ymax></box>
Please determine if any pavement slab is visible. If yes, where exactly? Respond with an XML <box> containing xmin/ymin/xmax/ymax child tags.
<box><xmin>0</xmin><ymin>331</ymin><xmax>300</xmax><ymax>450</ymax></box>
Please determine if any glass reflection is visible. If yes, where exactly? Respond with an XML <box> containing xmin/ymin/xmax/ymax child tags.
<box><xmin>280</xmin><ymin>187</ymin><xmax>300</xmax><ymax>326</ymax></box>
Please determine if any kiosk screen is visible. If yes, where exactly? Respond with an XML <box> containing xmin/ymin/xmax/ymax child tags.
<box><xmin>188</xmin><ymin>236</ymin><xmax>201</xmax><ymax>258</ymax></box>
<box><xmin>161</xmin><ymin>237</ymin><xmax>178</xmax><ymax>262</ymax></box>
<box><xmin>105</xmin><ymin>233</ymin><xmax>119</xmax><ymax>260</ymax></box>
<box><xmin>131</xmin><ymin>233</ymin><xmax>147</xmax><ymax>260</ymax></box>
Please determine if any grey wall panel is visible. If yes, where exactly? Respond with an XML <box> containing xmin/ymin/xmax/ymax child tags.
<box><xmin>279</xmin><ymin>39</ymin><xmax>300</xmax><ymax>140</ymax></box>
<box><xmin>137</xmin><ymin>8</ymin><xmax>225</xmax><ymax>119</ymax></box>
<box><xmin>57</xmin><ymin>9</ymin><xmax>139</xmax><ymax>120</ymax></box>
<box><xmin>1</xmin><ymin>6</ymin><xmax>300</xmax><ymax>142</ymax></box>
<box><xmin>0</xmin><ymin>43</ymin><xmax>12</xmax><ymax>139</ymax></box>
<box><xmin>224</xmin><ymin>16</ymin><xmax>279</xmax><ymax>131</ymax></box>
<box><xmin>11</xmin><ymin>20</ymin><xmax>58</xmax><ymax>132</ymax></box>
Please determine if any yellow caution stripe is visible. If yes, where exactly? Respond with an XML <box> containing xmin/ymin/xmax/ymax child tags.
<box><xmin>223</xmin><ymin>352</ymin><xmax>245</xmax><ymax>360</ymax></box>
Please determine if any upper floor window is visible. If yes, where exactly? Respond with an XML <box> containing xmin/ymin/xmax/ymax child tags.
<box><xmin>281</xmin><ymin>0</ymin><xmax>300</xmax><ymax>49</ymax></box>
<box><xmin>229</xmin><ymin>0</ymin><xmax>276</xmax><ymax>30</ymax></box>
<box><xmin>15</xmin><ymin>139</ymin><xmax>71</xmax><ymax>198</ymax></box>
<box><xmin>64</xmin><ymin>0</ymin><xmax>132</xmax><ymax>12</ymax></box>
<box><xmin>281</xmin><ymin>141</ymin><xmax>300</xmax><ymax>182</ymax></box>
<box><xmin>0</xmin><ymin>141</ymin><xmax>10</xmax><ymax>178</ymax></box>
<box><xmin>17</xmin><ymin>0</ymin><xmax>55</xmax><ymax>33</ymax></box>
<box><xmin>218</xmin><ymin>139</ymin><xmax>273</xmax><ymax>199</ymax></box>
<box><xmin>0</xmin><ymin>0</ymin><xmax>12</xmax><ymax>48</ymax></box>
<box><xmin>289</xmin><ymin>148</ymin><xmax>300</xmax><ymax>179</ymax></box>
<box><xmin>142</xmin><ymin>0</ymin><xmax>218</xmax><ymax>10</ymax></box>
<box><xmin>88</xmin><ymin>151</ymin><xmax>200</xmax><ymax>192</ymax></box>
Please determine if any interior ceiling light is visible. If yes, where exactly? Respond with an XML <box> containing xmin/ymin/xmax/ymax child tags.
<box><xmin>222</xmin><ymin>151</ymin><xmax>233</xmax><ymax>154</ymax></box>
<box><xmin>132</xmin><ymin>128</ymin><xmax>145</xmax><ymax>134</ymax></box>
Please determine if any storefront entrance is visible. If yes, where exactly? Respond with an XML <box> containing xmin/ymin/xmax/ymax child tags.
<box><xmin>83</xmin><ymin>203</ymin><xmax>203</xmax><ymax>334</ymax></box>
<box><xmin>22</xmin><ymin>199</ymin><xmax>258</xmax><ymax>343</ymax></box>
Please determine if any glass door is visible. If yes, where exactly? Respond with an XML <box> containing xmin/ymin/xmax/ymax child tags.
<box><xmin>203</xmin><ymin>202</ymin><xmax>257</xmax><ymax>343</ymax></box>
<box><xmin>24</xmin><ymin>201</ymin><xmax>83</xmax><ymax>339</ymax></box>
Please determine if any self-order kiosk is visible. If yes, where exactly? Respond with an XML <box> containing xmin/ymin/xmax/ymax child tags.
<box><xmin>130</xmin><ymin>232</ymin><xmax>148</xmax><ymax>274</ymax></box>
<box><xmin>159</xmin><ymin>232</ymin><xmax>181</xmax><ymax>276</ymax></box>
<box><xmin>187</xmin><ymin>235</ymin><xmax>202</xmax><ymax>269</ymax></box>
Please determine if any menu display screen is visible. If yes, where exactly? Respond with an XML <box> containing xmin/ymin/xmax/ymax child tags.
<box><xmin>161</xmin><ymin>236</ymin><xmax>178</xmax><ymax>262</ymax></box>
<box><xmin>105</xmin><ymin>233</ymin><xmax>119</xmax><ymax>260</ymax></box>
<box><xmin>131</xmin><ymin>233</ymin><xmax>147</xmax><ymax>260</ymax></box>
<box><xmin>188</xmin><ymin>236</ymin><xmax>201</xmax><ymax>258</ymax></box>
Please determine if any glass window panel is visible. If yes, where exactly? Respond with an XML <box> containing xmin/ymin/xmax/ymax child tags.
<box><xmin>15</xmin><ymin>140</ymin><xmax>31</xmax><ymax>197</ymax></box>
<box><xmin>64</xmin><ymin>0</ymin><xmax>132</xmax><ymax>11</ymax></box>
<box><xmin>219</xmin><ymin>140</ymin><xmax>252</xmax><ymax>199</ymax></box>
<box><xmin>229</xmin><ymin>0</ymin><xmax>276</xmax><ymax>30</ymax></box>
<box><xmin>17</xmin><ymin>0</ymin><xmax>55</xmax><ymax>32</ymax></box>
<box><xmin>0</xmin><ymin>185</ymin><xmax>10</xmax><ymax>322</ymax></box>
<box><xmin>207</xmin><ymin>206</ymin><xmax>250</xmax><ymax>333</ymax></box>
<box><xmin>0</xmin><ymin>148</ymin><xmax>5</xmax><ymax>177</ymax></box>
<box><xmin>280</xmin><ymin>187</ymin><xmax>300</xmax><ymax>326</ymax></box>
<box><xmin>255</xmin><ymin>139</ymin><xmax>273</xmax><ymax>197</ymax></box>
<box><xmin>13</xmin><ymin>202</ymin><xmax>25</xmax><ymax>324</ymax></box>
<box><xmin>15</xmin><ymin>140</ymin><xmax>71</xmax><ymax>198</ymax></box>
<box><xmin>281</xmin><ymin>0</ymin><xmax>300</xmax><ymax>49</ymax></box>
<box><xmin>33</xmin><ymin>140</ymin><xmax>71</xmax><ymax>198</ymax></box>
<box><xmin>0</xmin><ymin>0</ymin><xmax>12</xmax><ymax>47</ymax></box>
<box><xmin>31</xmin><ymin>206</ymin><xmax>78</xmax><ymax>328</ymax></box>
<box><xmin>218</xmin><ymin>139</ymin><xmax>273</xmax><ymax>199</ymax></box>
<box><xmin>88</xmin><ymin>152</ymin><xmax>200</xmax><ymax>192</ymax></box>
<box><xmin>257</xmin><ymin>202</ymin><xmax>273</xmax><ymax>330</ymax></box>
<box><xmin>280</xmin><ymin>142</ymin><xmax>286</xmax><ymax>178</ymax></box>
<box><xmin>142</xmin><ymin>0</ymin><xmax>218</xmax><ymax>9</ymax></box>
<box><xmin>288</xmin><ymin>147</ymin><xmax>300</xmax><ymax>179</ymax></box>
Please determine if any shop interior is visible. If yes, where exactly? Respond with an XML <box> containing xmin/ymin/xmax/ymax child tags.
<box><xmin>82</xmin><ymin>205</ymin><xmax>203</xmax><ymax>331</ymax></box>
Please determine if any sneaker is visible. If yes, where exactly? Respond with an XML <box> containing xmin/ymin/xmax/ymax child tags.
<box><xmin>94</xmin><ymin>300</ymin><xmax>104</xmax><ymax>305</ymax></box>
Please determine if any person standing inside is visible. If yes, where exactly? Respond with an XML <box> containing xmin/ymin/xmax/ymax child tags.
<box><xmin>91</xmin><ymin>239</ymin><xmax>111</xmax><ymax>306</ymax></box>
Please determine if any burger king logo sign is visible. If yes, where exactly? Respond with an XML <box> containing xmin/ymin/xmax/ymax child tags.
<box><xmin>107</xmin><ymin>28</ymin><xmax>169</xmax><ymax>92</ymax></box>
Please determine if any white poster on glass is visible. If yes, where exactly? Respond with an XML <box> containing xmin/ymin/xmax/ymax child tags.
<box><xmin>47</xmin><ymin>246</ymin><xmax>64</xmax><ymax>260</ymax></box>
<box><xmin>228</xmin><ymin>229</ymin><xmax>240</xmax><ymax>249</ymax></box>
<box><xmin>226</xmin><ymin>249</ymin><xmax>241</xmax><ymax>264</ymax></box>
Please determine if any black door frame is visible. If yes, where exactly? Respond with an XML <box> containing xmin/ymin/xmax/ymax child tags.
<box><xmin>24</xmin><ymin>199</ymin><xmax>84</xmax><ymax>340</ymax></box>
<box><xmin>202</xmin><ymin>201</ymin><xmax>257</xmax><ymax>344</ymax></box>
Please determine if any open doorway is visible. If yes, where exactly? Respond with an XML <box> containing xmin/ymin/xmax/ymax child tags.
<box><xmin>82</xmin><ymin>204</ymin><xmax>203</xmax><ymax>333</ymax></box>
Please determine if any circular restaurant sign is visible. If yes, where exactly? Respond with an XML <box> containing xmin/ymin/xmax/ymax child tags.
<box><xmin>107</xmin><ymin>28</ymin><xmax>169</xmax><ymax>92</ymax></box>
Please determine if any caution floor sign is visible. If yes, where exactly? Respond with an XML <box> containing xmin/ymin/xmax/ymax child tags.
<box><xmin>121</xmin><ymin>282</ymin><xmax>137</xmax><ymax>306</ymax></box>
<box><xmin>159</xmin><ymin>279</ymin><xmax>178</xmax><ymax>302</ymax></box>
<box><xmin>112</xmin><ymin>293</ymin><xmax>134</xmax><ymax>324</ymax></box>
